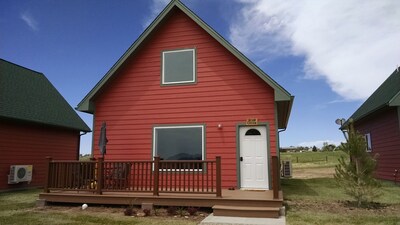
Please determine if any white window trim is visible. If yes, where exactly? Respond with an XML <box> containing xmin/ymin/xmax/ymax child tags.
<box><xmin>162</xmin><ymin>49</ymin><xmax>196</xmax><ymax>85</ymax></box>
<box><xmin>365</xmin><ymin>133</ymin><xmax>372</xmax><ymax>152</ymax></box>
<box><xmin>152</xmin><ymin>125</ymin><xmax>205</xmax><ymax>161</ymax></box>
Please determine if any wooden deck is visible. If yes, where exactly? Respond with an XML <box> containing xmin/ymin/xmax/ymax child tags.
<box><xmin>40</xmin><ymin>156</ymin><xmax>284</xmax><ymax>218</ymax></box>
<box><xmin>39</xmin><ymin>189</ymin><xmax>283</xmax><ymax>218</ymax></box>
<box><xmin>39</xmin><ymin>189</ymin><xmax>283</xmax><ymax>208</ymax></box>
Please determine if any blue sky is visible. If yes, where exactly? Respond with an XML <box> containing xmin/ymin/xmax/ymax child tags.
<box><xmin>1</xmin><ymin>0</ymin><xmax>399</xmax><ymax>154</ymax></box>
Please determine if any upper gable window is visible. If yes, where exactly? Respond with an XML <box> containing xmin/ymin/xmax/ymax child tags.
<box><xmin>162</xmin><ymin>49</ymin><xmax>196</xmax><ymax>85</ymax></box>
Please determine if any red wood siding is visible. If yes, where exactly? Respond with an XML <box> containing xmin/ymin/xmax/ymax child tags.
<box><xmin>0</xmin><ymin>120</ymin><xmax>79</xmax><ymax>190</ymax></box>
<box><xmin>354</xmin><ymin>108</ymin><xmax>400</xmax><ymax>181</ymax></box>
<box><xmin>93</xmin><ymin>9</ymin><xmax>277</xmax><ymax>188</ymax></box>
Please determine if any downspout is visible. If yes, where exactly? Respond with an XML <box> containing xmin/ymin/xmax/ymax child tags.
<box><xmin>277</xmin><ymin>128</ymin><xmax>286</xmax><ymax>164</ymax></box>
<box><xmin>277</xmin><ymin>128</ymin><xmax>286</xmax><ymax>158</ymax></box>
<box><xmin>77</xmin><ymin>132</ymin><xmax>88</xmax><ymax>160</ymax></box>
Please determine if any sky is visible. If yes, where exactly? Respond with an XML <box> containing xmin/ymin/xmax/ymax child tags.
<box><xmin>1</xmin><ymin>0</ymin><xmax>399</xmax><ymax>154</ymax></box>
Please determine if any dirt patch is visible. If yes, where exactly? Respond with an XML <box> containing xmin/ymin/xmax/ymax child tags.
<box><xmin>37</xmin><ymin>204</ymin><xmax>210</xmax><ymax>223</ymax></box>
<box><xmin>286</xmin><ymin>199</ymin><xmax>400</xmax><ymax>216</ymax></box>
<box><xmin>292</xmin><ymin>167</ymin><xmax>335</xmax><ymax>179</ymax></box>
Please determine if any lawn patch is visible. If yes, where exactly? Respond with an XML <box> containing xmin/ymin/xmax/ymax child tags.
<box><xmin>282</xmin><ymin>178</ymin><xmax>400</xmax><ymax>225</ymax></box>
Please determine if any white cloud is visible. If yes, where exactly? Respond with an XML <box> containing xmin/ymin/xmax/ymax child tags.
<box><xmin>143</xmin><ymin>0</ymin><xmax>171</xmax><ymax>28</ymax></box>
<box><xmin>230</xmin><ymin>0</ymin><xmax>400</xmax><ymax>101</ymax></box>
<box><xmin>297</xmin><ymin>140</ymin><xmax>343</xmax><ymax>148</ymax></box>
<box><xmin>20</xmin><ymin>11</ymin><xmax>38</xmax><ymax>31</ymax></box>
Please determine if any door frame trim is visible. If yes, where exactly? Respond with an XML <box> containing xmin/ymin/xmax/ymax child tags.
<box><xmin>236</xmin><ymin>123</ymin><xmax>271</xmax><ymax>190</ymax></box>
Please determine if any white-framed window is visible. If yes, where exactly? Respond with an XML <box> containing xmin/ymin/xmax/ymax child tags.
<box><xmin>162</xmin><ymin>49</ymin><xmax>196</xmax><ymax>85</ymax></box>
<box><xmin>364</xmin><ymin>133</ymin><xmax>372</xmax><ymax>152</ymax></box>
<box><xmin>153</xmin><ymin>125</ymin><xmax>204</xmax><ymax>162</ymax></box>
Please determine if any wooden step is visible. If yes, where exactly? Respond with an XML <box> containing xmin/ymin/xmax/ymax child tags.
<box><xmin>212</xmin><ymin>205</ymin><xmax>280</xmax><ymax>218</ymax></box>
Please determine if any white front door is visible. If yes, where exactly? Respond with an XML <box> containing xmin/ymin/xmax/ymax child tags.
<box><xmin>239</xmin><ymin>126</ymin><xmax>269</xmax><ymax>189</ymax></box>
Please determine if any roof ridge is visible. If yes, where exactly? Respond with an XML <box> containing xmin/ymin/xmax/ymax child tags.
<box><xmin>0</xmin><ymin>58</ymin><xmax>44</xmax><ymax>76</ymax></box>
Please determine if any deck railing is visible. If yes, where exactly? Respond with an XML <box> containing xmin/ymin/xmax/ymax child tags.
<box><xmin>44</xmin><ymin>156</ymin><xmax>222</xmax><ymax>197</ymax></box>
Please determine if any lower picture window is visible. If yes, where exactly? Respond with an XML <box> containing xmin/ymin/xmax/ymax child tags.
<box><xmin>153</xmin><ymin>125</ymin><xmax>205</xmax><ymax>170</ymax></box>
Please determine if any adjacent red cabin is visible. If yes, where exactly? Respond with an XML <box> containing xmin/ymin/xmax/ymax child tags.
<box><xmin>0</xmin><ymin>59</ymin><xmax>90</xmax><ymax>190</ymax></box>
<box><xmin>77</xmin><ymin>0</ymin><xmax>293</xmax><ymax>191</ymax></box>
<box><xmin>347</xmin><ymin>68</ymin><xmax>400</xmax><ymax>182</ymax></box>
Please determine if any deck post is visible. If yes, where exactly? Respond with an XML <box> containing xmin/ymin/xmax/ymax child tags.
<box><xmin>44</xmin><ymin>156</ymin><xmax>52</xmax><ymax>193</ymax></box>
<box><xmin>96</xmin><ymin>157</ymin><xmax>104</xmax><ymax>195</ymax></box>
<box><xmin>153</xmin><ymin>156</ymin><xmax>160</xmax><ymax>196</ymax></box>
<box><xmin>272</xmin><ymin>156</ymin><xmax>280</xmax><ymax>199</ymax></box>
<box><xmin>216</xmin><ymin>156</ymin><xmax>222</xmax><ymax>197</ymax></box>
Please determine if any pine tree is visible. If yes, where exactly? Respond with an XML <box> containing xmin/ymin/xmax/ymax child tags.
<box><xmin>312</xmin><ymin>146</ymin><xmax>317</xmax><ymax>152</ymax></box>
<box><xmin>334</xmin><ymin>126</ymin><xmax>381</xmax><ymax>207</ymax></box>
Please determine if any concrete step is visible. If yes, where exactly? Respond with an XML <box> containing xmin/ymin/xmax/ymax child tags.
<box><xmin>200</xmin><ymin>214</ymin><xmax>286</xmax><ymax>225</ymax></box>
<box><xmin>212</xmin><ymin>199</ymin><xmax>283</xmax><ymax>208</ymax></box>
<box><xmin>212</xmin><ymin>205</ymin><xmax>281</xmax><ymax>218</ymax></box>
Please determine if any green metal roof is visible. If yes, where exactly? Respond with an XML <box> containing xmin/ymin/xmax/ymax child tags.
<box><xmin>76</xmin><ymin>0</ymin><xmax>294</xmax><ymax>129</ymax></box>
<box><xmin>350</xmin><ymin>68</ymin><xmax>400</xmax><ymax>122</ymax></box>
<box><xmin>0</xmin><ymin>59</ymin><xmax>91</xmax><ymax>132</ymax></box>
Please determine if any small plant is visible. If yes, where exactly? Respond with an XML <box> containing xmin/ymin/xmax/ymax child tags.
<box><xmin>124</xmin><ymin>200</ymin><xmax>137</xmax><ymax>216</ymax></box>
<box><xmin>167</xmin><ymin>206</ymin><xmax>177</xmax><ymax>216</ymax></box>
<box><xmin>153</xmin><ymin>206</ymin><xmax>160</xmax><ymax>216</ymax></box>
<box><xmin>187</xmin><ymin>207</ymin><xmax>198</xmax><ymax>216</ymax></box>
<box><xmin>124</xmin><ymin>206</ymin><xmax>136</xmax><ymax>216</ymax></box>
<box><xmin>143</xmin><ymin>208</ymin><xmax>151</xmax><ymax>217</ymax></box>
<box><xmin>177</xmin><ymin>207</ymin><xmax>185</xmax><ymax>216</ymax></box>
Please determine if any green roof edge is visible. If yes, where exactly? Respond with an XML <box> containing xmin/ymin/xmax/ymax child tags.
<box><xmin>345</xmin><ymin>67</ymin><xmax>400</xmax><ymax>126</ymax></box>
<box><xmin>389</xmin><ymin>90</ymin><xmax>400</xmax><ymax>106</ymax></box>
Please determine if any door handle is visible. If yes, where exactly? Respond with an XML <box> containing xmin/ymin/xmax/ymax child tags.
<box><xmin>240</xmin><ymin>157</ymin><xmax>243</xmax><ymax>161</ymax></box>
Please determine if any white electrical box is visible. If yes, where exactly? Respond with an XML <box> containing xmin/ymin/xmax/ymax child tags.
<box><xmin>8</xmin><ymin>165</ymin><xmax>33</xmax><ymax>184</ymax></box>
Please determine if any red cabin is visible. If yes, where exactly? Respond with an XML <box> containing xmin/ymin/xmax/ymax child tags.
<box><xmin>77</xmin><ymin>0</ymin><xmax>293</xmax><ymax>191</ymax></box>
<box><xmin>347</xmin><ymin>68</ymin><xmax>400</xmax><ymax>182</ymax></box>
<box><xmin>0</xmin><ymin>59</ymin><xmax>90</xmax><ymax>190</ymax></box>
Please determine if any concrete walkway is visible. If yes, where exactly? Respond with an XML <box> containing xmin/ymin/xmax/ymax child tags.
<box><xmin>199</xmin><ymin>214</ymin><xmax>286</xmax><ymax>225</ymax></box>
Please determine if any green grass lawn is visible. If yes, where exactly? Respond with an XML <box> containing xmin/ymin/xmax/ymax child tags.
<box><xmin>281</xmin><ymin>151</ymin><xmax>400</xmax><ymax>224</ymax></box>
<box><xmin>281</xmin><ymin>151</ymin><xmax>348</xmax><ymax>168</ymax></box>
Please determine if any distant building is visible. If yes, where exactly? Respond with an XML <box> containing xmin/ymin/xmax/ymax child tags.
<box><xmin>0</xmin><ymin>59</ymin><xmax>90</xmax><ymax>190</ymax></box>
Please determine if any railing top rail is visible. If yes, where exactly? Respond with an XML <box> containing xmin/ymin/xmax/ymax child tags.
<box><xmin>49</xmin><ymin>160</ymin><xmax>97</xmax><ymax>163</ymax></box>
<box><xmin>49</xmin><ymin>159</ymin><xmax>216</xmax><ymax>163</ymax></box>
<box><xmin>103</xmin><ymin>160</ymin><xmax>153</xmax><ymax>163</ymax></box>
<box><xmin>159</xmin><ymin>160</ymin><xmax>216</xmax><ymax>163</ymax></box>
<box><xmin>50</xmin><ymin>159</ymin><xmax>216</xmax><ymax>164</ymax></box>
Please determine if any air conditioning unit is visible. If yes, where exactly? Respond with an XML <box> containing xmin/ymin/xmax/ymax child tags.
<box><xmin>8</xmin><ymin>165</ymin><xmax>33</xmax><ymax>184</ymax></box>
<box><xmin>281</xmin><ymin>160</ymin><xmax>292</xmax><ymax>178</ymax></box>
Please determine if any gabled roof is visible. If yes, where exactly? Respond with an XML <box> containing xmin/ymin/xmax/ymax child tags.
<box><xmin>349</xmin><ymin>67</ymin><xmax>400</xmax><ymax>123</ymax></box>
<box><xmin>77</xmin><ymin>0</ymin><xmax>293</xmax><ymax>129</ymax></box>
<box><xmin>0</xmin><ymin>59</ymin><xmax>91</xmax><ymax>132</ymax></box>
